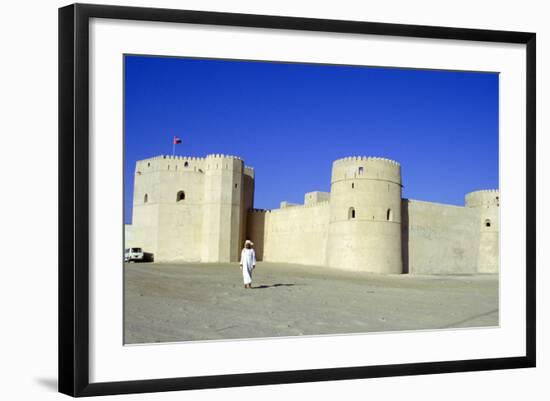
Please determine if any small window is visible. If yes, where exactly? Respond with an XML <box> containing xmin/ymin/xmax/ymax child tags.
<box><xmin>184</xmin><ymin>161</ymin><xmax>189</xmax><ymax>167</ymax></box>
<box><xmin>358</xmin><ymin>166</ymin><xmax>364</xmax><ymax>174</ymax></box>
<box><xmin>387</xmin><ymin>209</ymin><xmax>393</xmax><ymax>221</ymax></box>
<box><xmin>168</xmin><ymin>165</ymin><xmax>170</xmax><ymax>170</ymax></box>
<box><xmin>485</xmin><ymin>219</ymin><xmax>491</xmax><ymax>227</ymax></box>
<box><xmin>176</xmin><ymin>191</ymin><xmax>185</xmax><ymax>202</ymax></box>
<box><xmin>348</xmin><ymin>207</ymin><xmax>356</xmax><ymax>219</ymax></box>
<box><xmin>352</xmin><ymin>183</ymin><xmax>355</xmax><ymax>189</ymax></box>
<box><xmin>147</xmin><ymin>162</ymin><xmax>150</xmax><ymax>167</ymax></box>
<box><xmin>234</xmin><ymin>183</ymin><xmax>238</xmax><ymax>189</ymax></box>
<box><xmin>144</xmin><ymin>193</ymin><xmax>148</xmax><ymax>203</ymax></box>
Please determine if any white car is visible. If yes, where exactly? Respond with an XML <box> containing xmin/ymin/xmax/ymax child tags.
<box><xmin>125</xmin><ymin>247</ymin><xmax>144</xmax><ymax>262</ymax></box>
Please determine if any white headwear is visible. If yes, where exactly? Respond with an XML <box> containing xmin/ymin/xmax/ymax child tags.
<box><xmin>244</xmin><ymin>240</ymin><xmax>254</xmax><ymax>246</ymax></box>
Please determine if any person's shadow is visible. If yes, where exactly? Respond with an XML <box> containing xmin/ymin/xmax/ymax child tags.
<box><xmin>252</xmin><ymin>283</ymin><xmax>296</xmax><ymax>289</ymax></box>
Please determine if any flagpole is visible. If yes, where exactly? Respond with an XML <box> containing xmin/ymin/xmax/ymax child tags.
<box><xmin>172</xmin><ymin>137</ymin><xmax>175</xmax><ymax>156</ymax></box>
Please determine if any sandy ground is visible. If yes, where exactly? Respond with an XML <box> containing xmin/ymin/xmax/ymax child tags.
<box><xmin>124</xmin><ymin>262</ymin><xmax>499</xmax><ymax>344</ymax></box>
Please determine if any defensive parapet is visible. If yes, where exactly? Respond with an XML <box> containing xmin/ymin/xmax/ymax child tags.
<box><xmin>331</xmin><ymin>156</ymin><xmax>400</xmax><ymax>182</ymax></box>
<box><xmin>135</xmin><ymin>155</ymin><xmax>207</xmax><ymax>173</ymax></box>
<box><xmin>465</xmin><ymin>190</ymin><xmax>499</xmax><ymax>273</ymax></box>
<box><xmin>465</xmin><ymin>190</ymin><xmax>499</xmax><ymax>208</ymax></box>
<box><xmin>326</xmin><ymin>156</ymin><xmax>403</xmax><ymax>273</ymax></box>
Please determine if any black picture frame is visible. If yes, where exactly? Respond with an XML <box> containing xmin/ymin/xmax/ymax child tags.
<box><xmin>59</xmin><ymin>3</ymin><xmax>536</xmax><ymax>397</ymax></box>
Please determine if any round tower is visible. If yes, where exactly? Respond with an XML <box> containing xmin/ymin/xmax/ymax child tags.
<box><xmin>200</xmin><ymin>154</ymin><xmax>246</xmax><ymax>263</ymax></box>
<box><xmin>326</xmin><ymin>156</ymin><xmax>403</xmax><ymax>273</ymax></box>
<box><xmin>465</xmin><ymin>190</ymin><xmax>499</xmax><ymax>273</ymax></box>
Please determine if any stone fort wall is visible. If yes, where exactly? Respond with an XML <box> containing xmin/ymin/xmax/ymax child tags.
<box><xmin>402</xmin><ymin>199</ymin><xmax>480</xmax><ymax>274</ymax></box>
<box><xmin>248</xmin><ymin>201</ymin><xmax>331</xmax><ymax>267</ymax></box>
<box><xmin>126</xmin><ymin>154</ymin><xmax>499</xmax><ymax>274</ymax></box>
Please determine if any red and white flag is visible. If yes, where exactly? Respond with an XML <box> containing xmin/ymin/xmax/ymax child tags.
<box><xmin>173</xmin><ymin>136</ymin><xmax>182</xmax><ymax>145</ymax></box>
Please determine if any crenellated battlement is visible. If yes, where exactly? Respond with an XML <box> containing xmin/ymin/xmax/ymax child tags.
<box><xmin>205</xmin><ymin>153</ymin><xmax>243</xmax><ymax>161</ymax></box>
<box><xmin>333</xmin><ymin>156</ymin><xmax>400</xmax><ymax>167</ymax></box>
<box><xmin>467</xmin><ymin>189</ymin><xmax>499</xmax><ymax>195</ymax></box>
<box><xmin>136</xmin><ymin>154</ymin><xmax>244</xmax><ymax>168</ymax></box>
<box><xmin>135</xmin><ymin>154</ymin><xmax>252</xmax><ymax>175</ymax></box>
<box><xmin>465</xmin><ymin>189</ymin><xmax>500</xmax><ymax>208</ymax></box>
<box><xmin>331</xmin><ymin>155</ymin><xmax>401</xmax><ymax>184</ymax></box>
<box><xmin>134</xmin><ymin>155</ymin><xmax>208</xmax><ymax>174</ymax></box>
<box><xmin>203</xmin><ymin>154</ymin><xmax>245</xmax><ymax>173</ymax></box>
<box><xmin>144</xmin><ymin>155</ymin><xmax>206</xmax><ymax>161</ymax></box>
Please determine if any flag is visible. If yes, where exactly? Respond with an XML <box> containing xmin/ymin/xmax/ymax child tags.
<box><xmin>173</xmin><ymin>136</ymin><xmax>182</xmax><ymax>145</ymax></box>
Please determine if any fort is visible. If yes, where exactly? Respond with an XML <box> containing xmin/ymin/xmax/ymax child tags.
<box><xmin>125</xmin><ymin>154</ymin><xmax>499</xmax><ymax>274</ymax></box>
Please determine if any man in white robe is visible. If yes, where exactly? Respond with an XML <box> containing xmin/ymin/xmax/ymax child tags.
<box><xmin>240</xmin><ymin>240</ymin><xmax>256</xmax><ymax>288</ymax></box>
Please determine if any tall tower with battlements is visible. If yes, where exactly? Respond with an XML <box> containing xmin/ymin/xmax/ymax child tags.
<box><xmin>465</xmin><ymin>190</ymin><xmax>500</xmax><ymax>273</ymax></box>
<box><xmin>201</xmin><ymin>154</ymin><xmax>249</xmax><ymax>262</ymax></box>
<box><xmin>326</xmin><ymin>156</ymin><xmax>403</xmax><ymax>273</ymax></box>
<box><xmin>130</xmin><ymin>154</ymin><xmax>253</xmax><ymax>263</ymax></box>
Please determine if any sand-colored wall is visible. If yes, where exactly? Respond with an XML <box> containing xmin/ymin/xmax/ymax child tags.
<box><xmin>246</xmin><ymin>203</ymin><xmax>330</xmax><ymax>266</ymax></box>
<box><xmin>246</xmin><ymin>210</ymin><xmax>267</xmax><ymax>260</ymax></box>
<box><xmin>252</xmin><ymin>202</ymin><xmax>330</xmax><ymax>266</ymax></box>
<box><xmin>124</xmin><ymin>224</ymin><xmax>134</xmax><ymax>247</ymax></box>
<box><xmin>403</xmin><ymin>199</ymin><xmax>480</xmax><ymax>274</ymax></box>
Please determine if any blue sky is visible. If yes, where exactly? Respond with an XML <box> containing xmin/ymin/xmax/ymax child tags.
<box><xmin>124</xmin><ymin>55</ymin><xmax>498</xmax><ymax>224</ymax></box>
